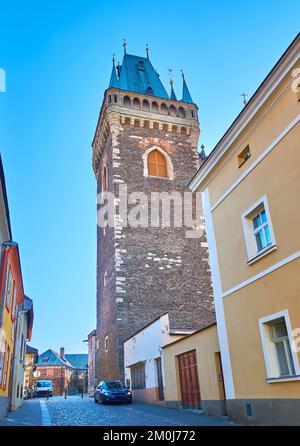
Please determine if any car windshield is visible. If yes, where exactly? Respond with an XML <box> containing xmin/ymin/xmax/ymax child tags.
<box><xmin>37</xmin><ymin>381</ymin><xmax>52</xmax><ymax>387</ymax></box>
<box><xmin>104</xmin><ymin>381</ymin><xmax>123</xmax><ymax>389</ymax></box>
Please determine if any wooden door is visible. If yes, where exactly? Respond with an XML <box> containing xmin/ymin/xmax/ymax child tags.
<box><xmin>178</xmin><ymin>350</ymin><xmax>201</xmax><ymax>409</ymax></box>
<box><xmin>155</xmin><ymin>357</ymin><xmax>164</xmax><ymax>401</ymax></box>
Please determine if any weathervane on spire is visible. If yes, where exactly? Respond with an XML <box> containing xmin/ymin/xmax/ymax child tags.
<box><xmin>180</xmin><ymin>69</ymin><xmax>185</xmax><ymax>79</ymax></box>
<box><xmin>123</xmin><ymin>38</ymin><xmax>127</xmax><ymax>54</ymax></box>
<box><xmin>112</xmin><ymin>53</ymin><xmax>115</xmax><ymax>64</ymax></box>
<box><xmin>241</xmin><ymin>92</ymin><xmax>248</xmax><ymax>106</ymax></box>
<box><xmin>145</xmin><ymin>43</ymin><xmax>150</xmax><ymax>59</ymax></box>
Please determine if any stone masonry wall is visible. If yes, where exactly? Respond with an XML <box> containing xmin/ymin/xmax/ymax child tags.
<box><xmin>96</xmin><ymin>118</ymin><xmax>215</xmax><ymax>381</ymax></box>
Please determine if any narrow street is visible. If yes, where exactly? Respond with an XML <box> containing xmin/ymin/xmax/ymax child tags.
<box><xmin>0</xmin><ymin>395</ymin><xmax>232</xmax><ymax>427</ymax></box>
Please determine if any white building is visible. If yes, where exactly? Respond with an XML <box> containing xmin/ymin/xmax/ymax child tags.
<box><xmin>124</xmin><ymin>313</ymin><xmax>192</xmax><ymax>404</ymax></box>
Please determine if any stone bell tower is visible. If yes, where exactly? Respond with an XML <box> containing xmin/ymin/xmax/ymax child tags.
<box><xmin>92</xmin><ymin>44</ymin><xmax>214</xmax><ymax>382</ymax></box>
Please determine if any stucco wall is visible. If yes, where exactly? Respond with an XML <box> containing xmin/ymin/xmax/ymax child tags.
<box><xmin>224</xmin><ymin>260</ymin><xmax>300</xmax><ymax>399</ymax></box>
<box><xmin>163</xmin><ymin>324</ymin><xmax>225</xmax><ymax>415</ymax></box>
<box><xmin>124</xmin><ymin>314</ymin><xmax>183</xmax><ymax>401</ymax></box>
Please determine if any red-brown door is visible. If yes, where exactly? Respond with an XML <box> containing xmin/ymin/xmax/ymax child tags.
<box><xmin>178</xmin><ymin>350</ymin><xmax>201</xmax><ymax>409</ymax></box>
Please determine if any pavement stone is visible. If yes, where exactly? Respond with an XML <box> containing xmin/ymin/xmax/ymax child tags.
<box><xmin>0</xmin><ymin>398</ymin><xmax>45</xmax><ymax>426</ymax></box>
<box><xmin>46</xmin><ymin>395</ymin><xmax>232</xmax><ymax>426</ymax></box>
<box><xmin>0</xmin><ymin>395</ymin><xmax>233</xmax><ymax>427</ymax></box>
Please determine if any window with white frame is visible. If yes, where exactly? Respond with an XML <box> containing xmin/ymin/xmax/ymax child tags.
<box><xmin>259</xmin><ymin>311</ymin><xmax>299</xmax><ymax>380</ymax></box>
<box><xmin>268</xmin><ymin>319</ymin><xmax>295</xmax><ymax>376</ymax></box>
<box><xmin>241</xmin><ymin>196</ymin><xmax>276</xmax><ymax>262</ymax></box>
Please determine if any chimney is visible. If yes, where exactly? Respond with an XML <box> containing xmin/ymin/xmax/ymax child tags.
<box><xmin>60</xmin><ymin>347</ymin><xmax>65</xmax><ymax>360</ymax></box>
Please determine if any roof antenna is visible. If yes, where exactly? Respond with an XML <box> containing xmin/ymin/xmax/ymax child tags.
<box><xmin>123</xmin><ymin>38</ymin><xmax>127</xmax><ymax>54</ymax></box>
<box><xmin>145</xmin><ymin>43</ymin><xmax>150</xmax><ymax>59</ymax></box>
<box><xmin>241</xmin><ymin>92</ymin><xmax>248</xmax><ymax>106</ymax></box>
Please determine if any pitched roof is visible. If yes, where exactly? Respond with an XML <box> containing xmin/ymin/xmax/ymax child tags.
<box><xmin>181</xmin><ymin>74</ymin><xmax>193</xmax><ymax>103</ymax></box>
<box><xmin>113</xmin><ymin>53</ymin><xmax>169</xmax><ymax>99</ymax></box>
<box><xmin>65</xmin><ymin>354</ymin><xmax>88</xmax><ymax>370</ymax></box>
<box><xmin>37</xmin><ymin>349</ymin><xmax>75</xmax><ymax>368</ymax></box>
<box><xmin>26</xmin><ymin>345</ymin><xmax>38</xmax><ymax>355</ymax></box>
<box><xmin>109</xmin><ymin>58</ymin><xmax>119</xmax><ymax>89</ymax></box>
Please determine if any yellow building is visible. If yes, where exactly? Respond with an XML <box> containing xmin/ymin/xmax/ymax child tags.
<box><xmin>163</xmin><ymin>323</ymin><xmax>226</xmax><ymax>416</ymax></box>
<box><xmin>23</xmin><ymin>345</ymin><xmax>38</xmax><ymax>398</ymax></box>
<box><xmin>189</xmin><ymin>34</ymin><xmax>300</xmax><ymax>425</ymax></box>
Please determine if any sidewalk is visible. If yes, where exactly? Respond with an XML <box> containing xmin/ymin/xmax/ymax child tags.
<box><xmin>0</xmin><ymin>398</ymin><xmax>51</xmax><ymax>426</ymax></box>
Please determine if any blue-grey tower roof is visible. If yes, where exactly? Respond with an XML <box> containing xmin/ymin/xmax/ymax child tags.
<box><xmin>109</xmin><ymin>56</ymin><xmax>119</xmax><ymax>89</ymax></box>
<box><xmin>109</xmin><ymin>53</ymin><xmax>169</xmax><ymax>99</ymax></box>
<box><xmin>181</xmin><ymin>72</ymin><xmax>193</xmax><ymax>103</ymax></box>
<box><xmin>170</xmin><ymin>80</ymin><xmax>177</xmax><ymax>101</ymax></box>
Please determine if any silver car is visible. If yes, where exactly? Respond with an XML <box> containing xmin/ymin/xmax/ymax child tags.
<box><xmin>34</xmin><ymin>380</ymin><xmax>53</xmax><ymax>397</ymax></box>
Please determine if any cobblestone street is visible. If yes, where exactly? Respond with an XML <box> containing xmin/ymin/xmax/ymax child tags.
<box><xmin>0</xmin><ymin>395</ymin><xmax>232</xmax><ymax>426</ymax></box>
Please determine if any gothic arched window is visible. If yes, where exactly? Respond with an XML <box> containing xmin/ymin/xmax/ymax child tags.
<box><xmin>147</xmin><ymin>149</ymin><xmax>168</xmax><ymax>178</ymax></box>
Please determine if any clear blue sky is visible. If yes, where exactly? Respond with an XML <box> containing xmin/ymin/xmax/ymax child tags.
<box><xmin>0</xmin><ymin>0</ymin><xmax>299</xmax><ymax>354</ymax></box>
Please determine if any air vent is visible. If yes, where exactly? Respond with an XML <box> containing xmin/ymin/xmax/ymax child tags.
<box><xmin>246</xmin><ymin>403</ymin><xmax>253</xmax><ymax>417</ymax></box>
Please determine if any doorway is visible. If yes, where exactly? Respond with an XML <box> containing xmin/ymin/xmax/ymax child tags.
<box><xmin>178</xmin><ymin>350</ymin><xmax>201</xmax><ymax>409</ymax></box>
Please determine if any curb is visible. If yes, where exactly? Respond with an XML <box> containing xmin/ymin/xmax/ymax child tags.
<box><xmin>40</xmin><ymin>400</ymin><xmax>52</xmax><ymax>426</ymax></box>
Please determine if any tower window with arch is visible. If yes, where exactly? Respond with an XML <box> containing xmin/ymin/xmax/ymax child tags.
<box><xmin>147</xmin><ymin>149</ymin><xmax>169</xmax><ymax>178</ymax></box>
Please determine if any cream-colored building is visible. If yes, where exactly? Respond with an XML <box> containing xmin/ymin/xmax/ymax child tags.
<box><xmin>189</xmin><ymin>34</ymin><xmax>300</xmax><ymax>425</ymax></box>
<box><xmin>124</xmin><ymin>313</ymin><xmax>191</xmax><ymax>404</ymax></box>
<box><xmin>163</xmin><ymin>323</ymin><xmax>226</xmax><ymax>416</ymax></box>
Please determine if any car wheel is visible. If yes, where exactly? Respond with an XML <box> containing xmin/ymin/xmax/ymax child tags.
<box><xmin>128</xmin><ymin>399</ymin><xmax>132</xmax><ymax>404</ymax></box>
<box><xmin>94</xmin><ymin>396</ymin><xmax>98</xmax><ymax>403</ymax></box>
<box><xmin>100</xmin><ymin>396</ymin><xmax>105</xmax><ymax>405</ymax></box>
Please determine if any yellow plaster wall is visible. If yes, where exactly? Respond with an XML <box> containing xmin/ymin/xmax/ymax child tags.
<box><xmin>163</xmin><ymin>324</ymin><xmax>221</xmax><ymax>403</ymax></box>
<box><xmin>0</xmin><ymin>306</ymin><xmax>14</xmax><ymax>398</ymax></box>
<box><xmin>212</xmin><ymin>123</ymin><xmax>299</xmax><ymax>292</ymax></box>
<box><xmin>207</xmin><ymin>71</ymin><xmax>299</xmax><ymax>207</ymax></box>
<box><xmin>223</xmin><ymin>258</ymin><xmax>300</xmax><ymax>398</ymax></box>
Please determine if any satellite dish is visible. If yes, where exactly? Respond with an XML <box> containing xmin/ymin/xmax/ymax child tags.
<box><xmin>33</xmin><ymin>370</ymin><xmax>41</xmax><ymax>378</ymax></box>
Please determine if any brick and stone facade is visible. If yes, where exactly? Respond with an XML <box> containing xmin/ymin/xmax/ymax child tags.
<box><xmin>92</xmin><ymin>54</ymin><xmax>215</xmax><ymax>381</ymax></box>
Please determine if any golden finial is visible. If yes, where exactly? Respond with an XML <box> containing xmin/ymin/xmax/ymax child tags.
<box><xmin>168</xmin><ymin>68</ymin><xmax>174</xmax><ymax>85</ymax></box>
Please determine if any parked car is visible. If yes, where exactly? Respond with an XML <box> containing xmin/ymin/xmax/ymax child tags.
<box><xmin>94</xmin><ymin>380</ymin><xmax>132</xmax><ymax>404</ymax></box>
<box><xmin>34</xmin><ymin>380</ymin><xmax>53</xmax><ymax>397</ymax></box>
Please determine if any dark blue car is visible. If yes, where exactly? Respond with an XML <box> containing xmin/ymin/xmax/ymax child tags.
<box><xmin>94</xmin><ymin>380</ymin><xmax>132</xmax><ymax>404</ymax></box>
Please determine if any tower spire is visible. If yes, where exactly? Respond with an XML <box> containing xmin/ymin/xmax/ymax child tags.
<box><xmin>168</xmin><ymin>69</ymin><xmax>177</xmax><ymax>101</ymax></box>
<box><xmin>108</xmin><ymin>54</ymin><xmax>118</xmax><ymax>88</ymax></box>
<box><xmin>123</xmin><ymin>38</ymin><xmax>127</xmax><ymax>54</ymax></box>
<box><xmin>181</xmin><ymin>70</ymin><xmax>193</xmax><ymax>103</ymax></box>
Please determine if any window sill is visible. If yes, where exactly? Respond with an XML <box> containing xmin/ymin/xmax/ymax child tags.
<box><xmin>145</xmin><ymin>175</ymin><xmax>173</xmax><ymax>181</ymax></box>
<box><xmin>247</xmin><ymin>245</ymin><xmax>277</xmax><ymax>265</ymax></box>
<box><xmin>266</xmin><ymin>375</ymin><xmax>300</xmax><ymax>383</ymax></box>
